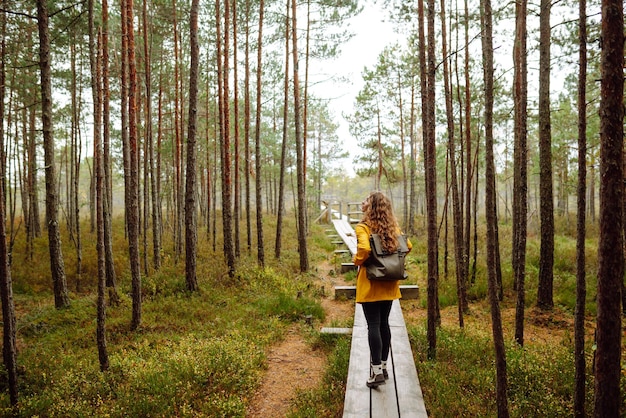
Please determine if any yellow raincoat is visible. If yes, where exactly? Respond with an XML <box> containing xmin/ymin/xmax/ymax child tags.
<box><xmin>353</xmin><ymin>223</ymin><xmax>412</xmax><ymax>303</ymax></box>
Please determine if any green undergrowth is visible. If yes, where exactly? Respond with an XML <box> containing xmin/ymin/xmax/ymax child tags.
<box><xmin>408</xmin><ymin>322</ymin><xmax>599</xmax><ymax>417</ymax></box>
<box><xmin>0</xmin><ymin>213</ymin><xmax>611</xmax><ymax>417</ymax></box>
<box><xmin>412</xmin><ymin>222</ymin><xmax>600</xmax><ymax>316</ymax></box>
<box><xmin>0</xmin><ymin>218</ymin><xmax>330</xmax><ymax>417</ymax></box>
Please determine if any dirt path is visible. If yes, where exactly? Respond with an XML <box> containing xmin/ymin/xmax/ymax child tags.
<box><xmin>246</xmin><ymin>325</ymin><xmax>326</xmax><ymax>418</ymax></box>
<box><xmin>247</xmin><ymin>260</ymin><xmax>354</xmax><ymax>417</ymax></box>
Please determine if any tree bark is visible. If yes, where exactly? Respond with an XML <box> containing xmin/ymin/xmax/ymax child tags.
<box><xmin>255</xmin><ymin>0</ymin><xmax>265</xmax><ymax>266</ymax></box>
<box><xmin>69</xmin><ymin>40</ymin><xmax>82</xmax><ymax>293</ymax></box>
<box><xmin>184</xmin><ymin>0</ymin><xmax>200</xmax><ymax>292</ymax></box>
<box><xmin>408</xmin><ymin>65</ymin><xmax>416</xmax><ymax>235</ymax></box>
<box><xmin>102</xmin><ymin>0</ymin><xmax>119</xmax><ymax>304</ymax></box>
<box><xmin>424</xmin><ymin>0</ymin><xmax>439</xmax><ymax>359</ymax></box>
<box><xmin>291</xmin><ymin>0</ymin><xmax>308</xmax><ymax>273</ymax></box>
<box><xmin>233</xmin><ymin>0</ymin><xmax>241</xmax><ymax>259</ymax></box>
<box><xmin>481</xmin><ymin>0</ymin><xmax>509</xmax><ymax>413</ymax></box>
<box><xmin>537</xmin><ymin>0</ymin><xmax>554</xmax><ymax>310</ymax></box>
<box><xmin>275</xmin><ymin>0</ymin><xmax>290</xmax><ymax>260</ymax></box>
<box><xmin>173</xmin><ymin>0</ymin><xmax>183</xmax><ymax>260</ymax></box>
<box><xmin>513</xmin><ymin>0</ymin><xmax>528</xmax><ymax>346</ymax></box>
<box><xmin>463</xmin><ymin>0</ymin><xmax>472</xmax><ymax>296</ymax></box>
<box><xmin>143</xmin><ymin>0</ymin><xmax>161</xmax><ymax>272</ymax></box>
<box><xmin>418</xmin><ymin>0</ymin><xmax>436</xmax><ymax>360</ymax></box>
<box><xmin>0</xmin><ymin>0</ymin><xmax>18</xmax><ymax>403</ymax></box>
<box><xmin>219</xmin><ymin>0</ymin><xmax>235</xmax><ymax>275</ymax></box>
<box><xmin>244</xmin><ymin>0</ymin><xmax>252</xmax><ymax>253</ymax></box>
<box><xmin>93</xmin><ymin>27</ymin><xmax>109</xmax><ymax>372</ymax></box>
<box><xmin>37</xmin><ymin>0</ymin><xmax>70</xmax><ymax>309</ymax></box>
<box><xmin>28</xmin><ymin>103</ymin><xmax>40</xmax><ymax>243</ymax></box>
<box><xmin>125</xmin><ymin>0</ymin><xmax>142</xmax><ymax>330</ymax></box>
<box><xmin>594</xmin><ymin>0</ymin><xmax>624</xmax><ymax>413</ymax></box>
<box><xmin>573</xmin><ymin>0</ymin><xmax>587</xmax><ymax>411</ymax></box>
<box><xmin>439</xmin><ymin>0</ymin><xmax>465</xmax><ymax>327</ymax></box>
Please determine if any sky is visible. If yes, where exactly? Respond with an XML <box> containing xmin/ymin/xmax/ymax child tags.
<box><xmin>307</xmin><ymin>2</ymin><xmax>399</xmax><ymax>175</ymax></box>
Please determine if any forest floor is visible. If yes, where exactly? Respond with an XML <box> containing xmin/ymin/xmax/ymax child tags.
<box><xmin>246</xmin><ymin>258</ymin><xmax>589</xmax><ymax>417</ymax></box>
<box><xmin>247</xmin><ymin>260</ymin><xmax>354</xmax><ymax>417</ymax></box>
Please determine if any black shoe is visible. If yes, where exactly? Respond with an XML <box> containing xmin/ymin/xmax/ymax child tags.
<box><xmin>366</xmin><ymin>364</ymin><xmax>386</xmax><ymax>388</ymax></box>
<box><xmin>366</xmin><ymin>372</ymin><xmax>385</xmax><ymax>388</ymax></box>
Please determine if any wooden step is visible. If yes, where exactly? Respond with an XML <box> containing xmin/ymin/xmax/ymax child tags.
<box><xmin>335</xmin><ymin>285</ymin><xmax>419</xmax><ymax>300</ymax></box>
<box><xmin>343</xmin><ymin>301</ymin><xmax>428</xmax><ymax>417</ymax></box>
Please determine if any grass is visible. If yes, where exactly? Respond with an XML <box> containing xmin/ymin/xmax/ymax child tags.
<box><xmin>289</xmin><ymin>217</ymin><xmax>617</xmax><ymax>417</ymax></box>
<box><xmin>0</xmin><ymin>213</ymin><xmax>619</xmax><ymax>417</ymax></box>
<box><xmin>1</xmin><ymin>216</ymin><xmax>329</xmax><ymax>417</ymax></box>
<box><xmin>408</xmin><ymin>320</ymin><xmax>595</xmax><ymax>417</ymax></box>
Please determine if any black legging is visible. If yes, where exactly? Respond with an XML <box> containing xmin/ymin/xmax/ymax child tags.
<box><xmin>361</xmin><ymin>300</ymin><xmax>393</xmax><ymax>365</ymax></box>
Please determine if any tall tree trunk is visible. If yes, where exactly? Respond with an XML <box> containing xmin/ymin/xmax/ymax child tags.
<box><xmin>408</xmin><ymin>67</ymin><xmax>416</xmax><ymax>235</ymax></box>
<box><xmin>537</xmin><ymin>0</ymin><xmax>554</xmax><ymax>310</ymax></box>
<box><xmin>69</xmin><ymin>40</ymin><xmax>83</xmax><ymax>293</ymax></box>
<box><xmin>303</xmin><ymin>0</ymin><xmax>312</xmax><ymax>224</ymax></box>
<box><xmin>93</xmin><ymin>28</ymin><xmax>109</xmax><ymax>372</ymax></box>
<box><xmin>184</xmin><ymin>0</ymin><xmax>200</xmax><ymax>292</ymax></box>
<box><xmin>125</xmin><ymin>0</ymin><xmax>142</xmax><ymax>330</ymax></box>
<box><xmin>471</xmin><ymin>144</ymin><xmax>479</xmax><ymax>284</ymax></box>
<box><xmin>28</xmin><ymin>103</ymin><xmax>40</xmax><ymax>240</ymax></box>
<box><xmin>143</xmin><ymin>0</ymin><xmax>160</xmax><ymax>271</ymax></box>
<box><xmin>423</xmin><ymin>0</ymin><xmax>439</xmax><ymax>359</ymax></box>
<box><xmin>513</xmin><ymin>0</ymin><xmax>528</xmax><ymax>346</ymax></box>
<box><xmin>418</xmin><ymin>0</ymin><xmax>436</xmax><ymax>360</ymax></box>
<box><xmin>155</xmin><ymin>56</ymin><xmax>164</xmax><ymax>270</ymax></box>
<box><xmin>121</xmin><ymin>0</ymin><xmax>130</xmax><ymax>237</ymax></box>
<box><xmin>255</xmin><ymin>0</ymin><xmax>265</xmax><ymax>266</ymax></box>
<box><xmin>275</xmin><ymin>0</ymin><xmax>289</xmax><ymax>260</ymax></box>
<box><xmin>102</xmin><ymin>0</ymin><xmax>119</xmax><ymax>304</ymax></box>
<box><xmin>573</xmin><ymin>0</ymin><xmax>587</xmax><ymax>411</ymax></box>
<box><xmin>20</xmin><ymin>107</ymin><xmax>31</xmax><ymax>261</ymax></box>
<box><xmin>0</xmin><ymin>0</ymin><xmax>18</xmax><ymax>403</ymax></box>
<box><xmin>440</xmin><ymin>0</ymin><xmax>465</xmax><ymax>327</ymax></box>
<box><xmin>233</xmin><ymin>0</ymin><xmax>241</xmax><ymax>258</ymax></box>
<box><xmin>37</xmin><ymin>0</ymin><xmax>70</xmax><ymax>309</ymax></box>
<box><xmin>594</xmin><ymin>0</ymin><xmax>623</xmax><ymax>413</ymax></box>
<box><xmin>397</xmin><ymin>67</ymin><xmax>408</xmax><ymax>230</ymax></box>
<box><xmin>244</xmin><ymin>0</ymin><xmax>252</xmax><ymax>253</ymax></box>
<box><xmin>481</xmin><ymin>0</ymin><xmax>509</xmax><ymax>413</ymax></box>
<box><xmin>156</xmin><ymin>58</ymin><xmax>164</xmax><ymax>252</ymax></box>
<box><xmin>224</xmin><ymin>0</ymin><xmax>235</xmax><ymax>275</ymax></box>
<box><xmin>291</xmin><ymin>0</ymin><xmax>308</xmax><ymax>273</ymax></box>
<box><xmin>463</xmin><ymin>0</ymin><xmax>473</xmax><ymax>297</ymax></box>
<box><xmin>173</xmin><ymin>0</ymin><xmax>183</xmax><ymax>260</ymax></box>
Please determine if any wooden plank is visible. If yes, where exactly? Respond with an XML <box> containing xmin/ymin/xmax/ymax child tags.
<box><xmin>391</xmin><ymin>326</ymin><xmax>428</xmax><ymax>417</ymax></box>
<box><xmin>334</xmin><ymin>285</ymin><xmax>420</xmax><ymax>300</ymax></box>
<box><xmin>343</xmin><ymin>325</ymin><xmax>374</xmax><ymax>417</ymax></box>
<box><xmin>400</xmin><ymin>285</ymin><xmax>419</xmax><ymax>299</ymax></box>
<box><xmin>320</xmin><ymin>327</ymin><xmax>352</xmax><ymax>335</ymax></box>
<box><xmin>341</xmin><ymin>263</ymin><xmax>357</xmax><ymax>273</ymax></box>
<box><xmin>332</xmin><ymin>219</ymin><xmax>358</xmax><ymax>255</ymax></box>
<box><xmin>343</xmin><ymin>301</ymin><xmax>428</xmax><ymax>418</ymax></box>
<box><xmin>335</xmin><ymin>285</ymin><xmax>357</xmax><ymax>299</ymax></box>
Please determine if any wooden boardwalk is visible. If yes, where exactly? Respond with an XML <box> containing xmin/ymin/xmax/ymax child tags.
<box><xmin>343</xmin><ymin>301</ymin><xmax>428</xmax><ymax>417</ymax></box>
<box><xmin>332</xmin><ymin>218</ymin><xmax>358</xmax><ymax>256</ymax></box>
<box><xmin>325</xmin><ymin>212</ymin><xmax>427</xmax><ymax>416</ymax></box>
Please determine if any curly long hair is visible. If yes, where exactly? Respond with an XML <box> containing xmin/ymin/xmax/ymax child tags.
<box><xmin>361</xmin><ymin>191</ymin><xmax>400</xmax><ymax>253</ymax></box>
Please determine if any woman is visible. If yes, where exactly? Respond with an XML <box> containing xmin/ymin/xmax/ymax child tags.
<box><xmin>353</xmin><ymin>191</ymin><xmax>412</xmax><ymax>388</ymax></box>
